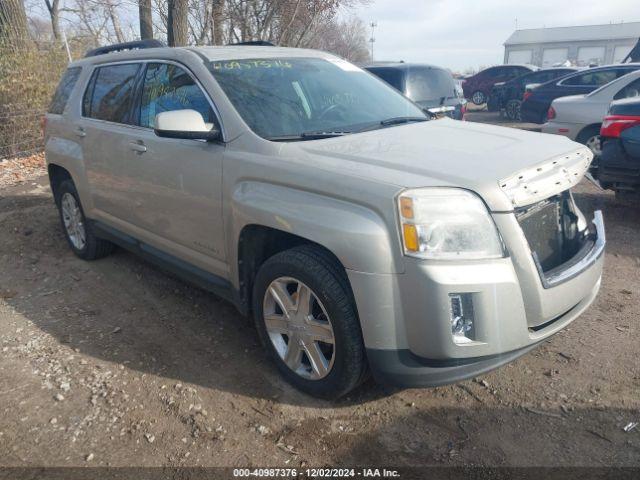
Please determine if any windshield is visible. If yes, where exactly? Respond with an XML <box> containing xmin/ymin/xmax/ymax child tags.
<box><xmin>209</xmin><ymin>57</ymin><xmax>426</xmax><ymax>140</ymax></box>
<box><xmin>405</xmin><ymin>67</ymin><xmax>457</xmax><ymax>104</ymax></box>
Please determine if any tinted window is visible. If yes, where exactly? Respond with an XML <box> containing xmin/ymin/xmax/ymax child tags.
<box><xmin>84</xmin><ymin>63</ymin><xmax>140</xmax><ymax>123</ymax></box>
<box><xmin>139</xmin><ymin>63</ymin><xmax>215</xmax><ymax>128</ymax></box>
<box><xmin>562</xmin><ymin>70</ymin><xmax>617</xmax><ymax>86</ymax></box>
<box><xmin>209</xmin><ymin>57</ymin><xmax>424</xmax><ymax>140</ymax></box>
<box><xmin>614</xmin><ymin>78</ymin><xmax>640</xmax><ymax>100</ymax></box>
<box><xmin>405</xmin><ymin>68</ymin><xmax>456</xmax><ymax>102</ymax></box>
<box><xmin>367</xmin><ymin>68</ymin><xmax>405</xmax><ymax>92</ymax></box>
<box><xmin>49</xmin><ymin>67</ymin><xmax>82</xmax><ymax>114</ymax></box>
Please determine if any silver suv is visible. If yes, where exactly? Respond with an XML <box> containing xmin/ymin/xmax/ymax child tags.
<box><xmin>44</xmin><ymin>42</ymin><xmax>605</xmax><ymax>399</ymax></box>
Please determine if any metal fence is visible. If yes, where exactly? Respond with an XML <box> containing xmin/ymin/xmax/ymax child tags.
<box><xmin>0</xmin><ymin>41</ymin><xmax>71</xmax><ymax>160</ymax></box>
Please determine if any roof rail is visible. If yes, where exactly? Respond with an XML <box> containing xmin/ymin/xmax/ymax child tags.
<box><xmin>84</xmin><ymin>39</ymin><xmax>165</xmax><ymax>58</ymax></box>
<box><xmin>227</xmin><ymin>40</ymin><xmax>275</xmax><ymax>47</ymax></box>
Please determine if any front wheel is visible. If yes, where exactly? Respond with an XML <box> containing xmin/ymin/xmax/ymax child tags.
<box><xmin>252</xmin><ymin>246</ymin><xmax>368</xmax><ymax>399</ymax></box>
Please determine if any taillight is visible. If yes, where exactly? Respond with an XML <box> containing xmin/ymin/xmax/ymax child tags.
<box><xmin>547</xmin><ymin>106</ymin><xmax>556</xmax><ymax>121</ymax></box>
<box><xmin>523</xmin><ymin>91</ymin><xmax>532</xmax><ymax>101</ymax></box>
<box><xmin>600</xmin><ymin>114</ymin><xmax>640</xmax><ymax>138</ymax></box>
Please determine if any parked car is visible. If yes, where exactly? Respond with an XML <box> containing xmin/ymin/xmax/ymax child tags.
<box><xmin>541</xmin><ymin>70</ymin><xmax>640</xmax><ymax>157</ymax></box>
<box><xmin>44</xmin><ymin>41</ymin><xmax>604</xmax><ymax>399</ymax></box>
<box><xmin>462</xmin><ymin>64</ymin><xmax>537</xmax><ymax>106</ymax></box>
<box><xmin>363</xmin><ymin>62</ymin><xmax>466</xmax><ymax>120</ymax></box>
<box><xmin>595</xmin><ymin>97</ymin><xmax>640</xmax><ymax>197</ymax></box>
<box><xmin>491</xmin><ymin>67</ymin><xmax>577</xmax><ymax>120</ymax></box>
<box><xmin>521</xmin><ymin>64</ymin><xmax>640</xmax><ymax>124</ymax></box>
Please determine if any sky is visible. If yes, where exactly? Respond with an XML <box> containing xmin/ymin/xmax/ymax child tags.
<box><xmin>351</xmin><ymin>0</ymin><xmax>640</xmax><ymax>72</ymax></box>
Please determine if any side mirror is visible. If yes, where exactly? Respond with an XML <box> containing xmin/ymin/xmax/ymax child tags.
<box><xmin>154</xmin><ymin>109</ymin><xmax>221</xmax><ymax>141</ymax></box>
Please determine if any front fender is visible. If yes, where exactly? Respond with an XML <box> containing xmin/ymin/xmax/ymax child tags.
<box><xmin>229</xmin><ymin>181</ymin><xmax>400</xmax><ymax>278</ymax></box>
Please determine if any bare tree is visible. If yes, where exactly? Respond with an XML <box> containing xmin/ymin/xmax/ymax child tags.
<box><xmin>139</xmin><ymin>0</ymin><xmax>153</xmax><ymax>40</ymax></box>
<box><xmin>212</xmin><ymin>0</ymin><xmax>225</xmax><ymax>44</ymax></box>
<box><xmin>167</xmin><ymin>0</ymin><xmax>188</xmax><ymax>46</ymax></box>
<box><xmin>43</xmin><ymin>0</ymin><xmax>60</xmax><ymax>39</ymax></box>
<box><xmin>0</xmin><ymin>0</ymin><xmax>29</xmax><ymax>44</ymax></box>
<box><xmin>105</xmin><ymin>0</ymin><xmax>125</xmax><ymax>43</ymax></box>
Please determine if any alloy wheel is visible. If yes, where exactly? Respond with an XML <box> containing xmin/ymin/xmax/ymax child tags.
<box><xmin>586</xmin><ymin>135</ymin><xmax>602</xmax><ymax>158</ymax></box>
<box><xmin>263</xmin><ymin>277</ymin><xmax>335</xmax><ymax>380</ymax></box>
<box><xmin>60</xmin><ymin>192</ymin><xmax>86</xmax><ymax>250</ymax></box>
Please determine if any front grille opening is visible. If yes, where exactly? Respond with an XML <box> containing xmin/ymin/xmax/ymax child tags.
<box><xmin>516</xmin><ymin>192</ymin><xmax>585</xmax><ymax>273</ymax></box>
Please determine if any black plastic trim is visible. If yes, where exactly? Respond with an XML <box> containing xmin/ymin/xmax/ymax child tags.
<box><xmin>91</xmin><ymin>220</ymin><xmax>236</xmax><ymax>304</ymax></box>
<box><xmin>366</xmin><ymin>342</ymin><xmax>541</xmax><ymax>388</ymax></box>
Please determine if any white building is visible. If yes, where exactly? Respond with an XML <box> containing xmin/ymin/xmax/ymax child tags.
<box><xmin>504</xmin><ymin>22</ymin><xmax>640</xmax><ymax>68</ymax></box>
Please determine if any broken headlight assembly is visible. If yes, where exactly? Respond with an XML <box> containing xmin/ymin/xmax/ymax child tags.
<box><xmin>397</xmin><ymin>188</ymin><xmax>505</xmax><ymax>260</ymax></box>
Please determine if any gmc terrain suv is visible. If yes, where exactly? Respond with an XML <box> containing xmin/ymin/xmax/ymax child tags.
<box><xmin>44</xmin><ymin>41</ymin><xmax>605</xmax><ymax>399</ymax></box>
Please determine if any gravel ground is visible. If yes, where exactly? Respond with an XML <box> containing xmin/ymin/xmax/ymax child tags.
<box><xmin>0</xmin><ymin>149</ymin><xmax>639</xmax><ymax>471</ymax></box>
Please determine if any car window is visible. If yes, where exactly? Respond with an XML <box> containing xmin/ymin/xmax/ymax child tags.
<box><xmin>561</xmin><ymin>70</ymin><xmax>617</xmax><ymax>86</ymax></box>
<box><xmin>83</xmin><ymin>63</ymin><xmax>141</xmax><ymax>123</ymax></box>
<box><xmin>405</xmin><ymin>68</ymin><xmax>456</xmax><ymax>103</ymax></box>
<box><xmin>483</xmin><ymin>68</ymin><xmax>500</xmax><ymax>78</ymax></box>
<box><xmin>614</xmin><ymin>78</ymin><xmax>640</xmax><ymax>100</ymax></box>
<box><xmin>366</xmin><ymin>67</ymin><xmax>405</xmax><ymax>92</ymax></box>
<box><xmin>139</xmin><ymin>63</ymin><xmax>216</xmax><ymax>129</ymax></box>
<box><xmin>49</xmin><ymin>67</ymin><xmax>82</xmax><ymax>115</ymax></box>
<box><xmin>209</xmin><ymin>57</ymin><xmax>425</xmax><ymax>140</ymax></box>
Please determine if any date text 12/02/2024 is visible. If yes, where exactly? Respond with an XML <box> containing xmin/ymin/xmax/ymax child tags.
<box><xmin>232</xmin><ymin>468</ymin><xmax>401</xmax><ymax>478</ymax></box>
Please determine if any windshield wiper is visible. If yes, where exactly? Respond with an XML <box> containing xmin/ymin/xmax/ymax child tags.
<box><xmin>380</xmin><ymin>116</ymin><xmax>429</xmax><ymax>126</ymax></box>
<box><xmin>266</xmin><ymin>131</ymin><xmax>351</xmax><ymax>142</ymax></box>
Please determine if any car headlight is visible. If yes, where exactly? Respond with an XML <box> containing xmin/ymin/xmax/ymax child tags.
<box><xmin>398</xmin><ymin>188</ymin><xmax>505</xmax><ymax>260</ymax></box>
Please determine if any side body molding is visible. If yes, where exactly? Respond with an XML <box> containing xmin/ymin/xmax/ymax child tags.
<box><xmin>228</xmin><ymin>181</ymin><xmax>399</xmax><ymax>282</ymax></box>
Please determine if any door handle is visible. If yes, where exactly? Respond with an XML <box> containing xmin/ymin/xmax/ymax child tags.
<box><xmin>128</xmin><ymin>141</ymin><xmax>147</xmax><ymax>153</ymax></box>
<box><xmin>74</xmin><ymin>127</ymin><xmax>86</xmax><ymax>138</ymax></box>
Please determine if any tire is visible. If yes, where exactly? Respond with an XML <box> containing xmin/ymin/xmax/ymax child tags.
<box><xmin>577</xmin><ymin>125</ymin><xmax>602</xmax><ymax>159</ymax></box>
<box><xmin>55</xmin><ymin>179</ymin><xmax>115</xmax><ymax>260</ymax></box>
<box><xmin>486</xmin><ymin>95</ymin><xmax>500</xmax><ymax>112</ymax></box>
<box><xmin>505</xmin><ymin>99</ymin><xmax>522</xmax><ymax>121</ymax></box>
<box><xmin>471</xmin><ymin>90</ymin><xmax>486</xmax><ymax>105</ymax></box>
<box><xmin>252</xmin><ymin>245</ymin><xmax>368</xmax><ymax>399</ymax></box>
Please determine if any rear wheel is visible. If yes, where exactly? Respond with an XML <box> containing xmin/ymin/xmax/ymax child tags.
<box><xmin>252</xmin><ymin>245</ymin><xmax>367</xmax><ymax>399</ymax></box>
<box><xmin>55</xmin><ymin>180</ymin><xmax>114</xmax><ymax>260</ymax></box>
<box><xmin>577</xmin><ymin>126</ymin><xmax>602</xmax><ymax>159</ymax></box>
<box><xmin>471</xmin><ymin>90</ymin><xmax>486</xmax><ymax>105</ymax></box>
<box><xmin>505</xmin><ymin>99</ymin><xmax>522</xmax><ymax>121</ymax></box>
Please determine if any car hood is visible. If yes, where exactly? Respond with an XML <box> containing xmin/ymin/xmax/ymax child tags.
<box><xmin>288</xmin><ymin>118</ymin><xmax>592</xmax><ymax>211</ymax></box>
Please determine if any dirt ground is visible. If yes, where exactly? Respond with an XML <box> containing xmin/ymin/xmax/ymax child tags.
<box><xmin>0</xmin><ymin>148</ymin><xmax>639</xmax><ymax>471</ymax></box>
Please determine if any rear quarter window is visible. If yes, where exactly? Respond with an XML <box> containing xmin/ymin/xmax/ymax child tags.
<box><xmin>82</xmin><ymin>63</ymin><xmax>141</xmax><ymax>124</ymax></box>
<box><xmin>49</xmin><ymin>67</ymin><xmax>82</xmax><ymax>115</ymax></box>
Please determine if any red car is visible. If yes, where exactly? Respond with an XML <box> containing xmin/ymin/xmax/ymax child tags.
<box><xmin>462</xmin><ymin>64</ymin><xmax>537</xmax><ymax>106</ymax></box>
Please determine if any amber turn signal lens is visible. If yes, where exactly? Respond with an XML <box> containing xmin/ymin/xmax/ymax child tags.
<box><xmin>402</xmin><ymin>224</ymin><xmax>419</xmax><ymax>252</ymax></box>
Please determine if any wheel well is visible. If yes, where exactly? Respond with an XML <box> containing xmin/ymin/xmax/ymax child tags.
<box><xmin>47</xmin><ymin>164</ymin><xmax>72</xmax><ymax>202</ymax></box>
<box><xmin>237</xmin><ymin>225</ymin><xmax>344</xmax><ymax>313</ymax></box>
<box><xmin>577</xmin><ymin>124</ymin><xmax>602</xmax><ymax>143</ymax></box>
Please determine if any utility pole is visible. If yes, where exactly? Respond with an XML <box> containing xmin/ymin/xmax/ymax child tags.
<box><xmin>369</xmin><ymin>21</ymin><xmax>377</xmax><ymax>61</ymax></box>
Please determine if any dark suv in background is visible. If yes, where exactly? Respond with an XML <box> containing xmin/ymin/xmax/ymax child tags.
<box><xmin>364</xmin><ymin>62</ymin><xmax>466</xmax><ymax>120</ymax></box>
<box><xmin>520</xmin><ymin>64</ymin><xmax>640</xmax><ymax>124</ymax></box>
<box><xmin>596</xmin><ymin>97</ymin><xmax>640</xmax><ymax>198</ymax></box>
<box><xmin>491</xmin><ymin>67</ymin><xmax>577</xmax><ymax>120</ymax></box>
<box><xmin>462</xmin><ymin>64</ymin><xmax>537</xmax><ymax>106</ymax></box>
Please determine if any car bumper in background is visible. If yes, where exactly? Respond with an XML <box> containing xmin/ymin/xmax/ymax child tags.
<box><xmin>541</xmin><ymin>121</ymin><xmax>581</xmax><ymax>140</ymax></box>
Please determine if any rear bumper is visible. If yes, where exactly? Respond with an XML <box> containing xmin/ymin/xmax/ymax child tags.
<box><xmin>541</xmin><ymin>121</ymin><xmax>581</xmax><ymax>140</ymax></box>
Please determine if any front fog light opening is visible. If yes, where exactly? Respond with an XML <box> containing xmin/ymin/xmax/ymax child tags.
<box><xmin>449</xmin><ymin>293</ymin><xmax>475</xmax><ymax>344</ymax></box>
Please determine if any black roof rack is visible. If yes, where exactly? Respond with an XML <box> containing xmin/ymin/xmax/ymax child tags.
<box><xmin>227</xmin><ymin>40</ymin><xmax>275</xmax><ymax>47</ymax></box>
<box><xmin>85</xmin><ymin>39</ymin><xmax>165</xmax><ymax>58</ymax></box>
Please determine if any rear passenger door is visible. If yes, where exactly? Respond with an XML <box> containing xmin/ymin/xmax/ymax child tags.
<box><xmin>80</xmin><ymin>62</ymin><xmax>143</xmax><ymax>221</ymax></box>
